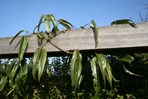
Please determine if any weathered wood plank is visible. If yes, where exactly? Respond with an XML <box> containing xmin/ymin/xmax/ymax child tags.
<box><xmin>0</xmin><ymin>22</ymin><xmax>148</xmax><ymax>58</ymax></box>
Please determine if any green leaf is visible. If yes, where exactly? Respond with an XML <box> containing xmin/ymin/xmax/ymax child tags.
<box><xmin>9</xmin><ymin>63</ymin><xmax>19</xmax><ymax>86</ymax></box>
<box><xmin>46</xmin><ymin>65</ymin><xmax>51</xmax><ymax>78</ymax></box>
<box><xmin>58</xmin><ymin>19</ymin><xmax>73</xmax><ymax>30</ymax></box>
<box><xmin>118</xmin><ymin>55</ymin><xmax>134</xmax><ymax>63</ymax></box>
<box><xmin>0</xmin><ymin>76</ymin><xmax>7</xmax><ymax>91</ymax></box>
<box><xmin>38</xmin><ymin>48</ymin><xmax>47</xmax><ymax>82</ymax></box>
<box><xmin>91</xmin><ymin>57</ymin><xmax>101</xmax><ymax>96</ymax></box>
<box><xmin>38</xmin><ymin>15</ymin><xmax>45</xmax><ymax>32</ymax></box>
<box><xmin>10</xmin><ymin>30</ymin><xmax>25</xmax><ymax>45</ymax></box>
<box><xmin>18</xmin><ymin>36</ymin><xmax>28</xmax><ymax>61</ymax></box>
<box><xmin>46</xmin><ymin>59</ymin><xmax>51</xmax><ymax>78</ymax></box>
<box><xmin>32</xmin><ymin>47</ymin><xmax>42</xmax><ymax>80</ymax></box>
<box><xmin>96</xmin><ymin>54</ymin><xmax>113</xmax><ymax>88</ymax></box>
<box><xmin>105</xmin><ymin>60</ymin><xmax>113</xmax><ymax>88</ymax></box>
<box><xmin>123</xmin><ymin>66</ymin><xmax>143</xmax><ymax>77</ymax></box>
<box><xmin>70</xmin><ymin>50</ymin><xmax>82</xmax><ymax>90</ymax></box>
<box><xmin>111</xmin><ymin>19</ymin><xmax>137</xmax><ymax>28</ymax></box>
<box><xmin>44</xmin><ymin>15</ymin><xmax>50</xmax><ymax>33</ymax></box>
<box><xmin>6</xmin><ymin>59</ymin><xmax>17</xmax><ymax>76</ymax></box>
<box><xmin>49</xmin><ymin>14</ymin><xmax>59</xmax><ymax>32</ymax></box>
<box><xmin>90</xmin><ymin>20</ymin><xmax>99</xmax><ymax>48</ymax></box>
<box><xmin>15</xmin><ymin>59</ymin><xmax>28</xmax><ymax>85</ymax></box>
<box><xmin>96</xmin><ymin>54</ymin><xmax>107</xmax><ymax>87</ymax></box>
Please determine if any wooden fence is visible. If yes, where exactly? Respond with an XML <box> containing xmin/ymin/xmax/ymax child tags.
<box><xmin>0</xmin><ymin>22</ymin><xmax>148</xmax><ymax>58</ymax></box>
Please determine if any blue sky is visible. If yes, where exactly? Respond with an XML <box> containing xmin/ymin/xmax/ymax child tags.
<box><xmin>0</xmin><ymin>0</ymin><xmax>148</xmax><ymax>38</ymax></box>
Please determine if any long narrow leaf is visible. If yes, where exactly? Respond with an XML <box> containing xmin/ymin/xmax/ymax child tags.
<box><xmin>9</xmin><ymin>63</ymin><xmax>19</xmax><ymax>86</ymax></box>
<box><xmin>91</xmin><ymin>57</ymin><xmax>101</xmax><ymax>96</ymax></box>
<box><xmin>38</xmin><ymin>48</ymin><xmax>47</xmax><ymax>82</ymax></box>
<box><xmin>96</xmin><ymin>54</ymin><xmax>113</xmax><ymax>88</ymax></box>
<box><xmin>32</xmin><ymin>47</ymin><xmax>42</xmax><ymax>80</ymax></box>
<box><xmin>46</xmin><ymin>58</ymin><xmax>51</xmax><ymax>78</ymax></box>
<box><xmin>70</xmin><ymin>50</ymin><xmax>82</xmax><ymax>90</ymax></box>
<box><xmin>10</xmin><ymin>30</ymin><xmax>25</xmax><ymax>45</ymax></box>
<box><xmin>38</xmin><ymin>15</ymin><xmax>45</xmax><ymax>32</ymax></box>
<box><xmin>44</xmin><ymin>15</ymin><xmax>50</xmax><ymax>33</ymax></box>
<box><xmin>106</xmin><ymin>60</ymin><xmax>113</xmax><ymax>88</ymax></box>
<box><xmin>49</xmin><ymin>14</ymin><xmax>59</xmax><ymax>32</ymax></box>
<box><xmin>96</xmin><ymin>54</ymin><xmax>107</xmax><ymax>88</ymax></box>
<box><xmin>123</xmin><ymin>66</ymin><xmax>143</xmax><ymax>77</ymax></box>
<box><xmin>58</xmin><ymin>19</ymin><xmax>73</xmax><ymax>30</ymax></box>
<box><xmin>6</xmin><ymin>59</ymin><xmax>17</xmax><ymax>76</ymax></box>
<box><xmin>90</xmin><ymin>20</ymin><xmax>99</xmax><ymax>48</ymax></box>
<box><xmin>0</xmin><ymin>76</ymin><xmax>7</xmax><ymax>91</ymax></box>
<box><xmin>18</xmin><ymin>36</ymin><xmax>28</xmax><ymax>61</ymax></box>
<box><xmin>118</xmin><ymin>55</ymin><xmax>134</xmax><ymax>63</ymax></box>
<box><xmin>111</xmin><ymin>19</ymin><xmax>137</xmax><ymax>28</ymax></box>
<box><xmin>15</xmin><ymin>59</ymin><xmax>28</xmax><ymax>85</ymax></box>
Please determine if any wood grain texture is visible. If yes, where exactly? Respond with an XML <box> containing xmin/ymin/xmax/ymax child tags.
<box><xmin>0</xmin><ymin>22</ymin><xmax>148</xmax><ymax>58</ymax></box>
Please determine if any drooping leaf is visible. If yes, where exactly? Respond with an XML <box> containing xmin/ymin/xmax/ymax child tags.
<box><xmin>18</xmin><ymin>36</ymin><xmax>28</xmax><ymax>61</ymax></box>
<box><xmin>44</xmin><ymin>15</ymin><xmax>50</xmax><ymax>33</ymax></box>
<box><xmin>46</xmin><ymin>58</ymin><xmax>51</xmax><ymax>78</ymax></box>
<box><xmin>70</xmin><ymin>50</ymin><xmax>82</xmax><ymax>90</ymax></box>
<box><xmin>111</xmin><ymin>19</ymin><xmax>137</xmax><ymax>28</ymax></box>
<box><xmin>9</xmin><ymin>63</ymin><xmax>19</xmax><ymax>86</ymax></box>
<box><xmin>6</xmin><ymin>59</ymin><xmax>17</xmax><ymax>76</ymax></box>
<box><xmin>118</xmin><ymin>55</ymin><xmax>134</xmax><ymax>63</ymax></box>
<box><xmin>32</xmin><ymin>47</ymin><xmax>42</xmax><ymax>80</ymax></box>
<box><xmin>105</xmin><ymin>59</ymin><xmax>113</xmax><ymax>88</ymax></box>
<box><xmin>96</xmin><ymin>54</ymin><xmax>107</xmax><ymax>87</ymax></box>
<box><xmin>123</xmin><ymin>66</ymin><xmax>143</xmax><ymax>77</ymax></box>
<box><xmin>49</xmin><ymin>14</ymin><xmax>59</xmax><ymax>32</ymax></box>
<box><xmin>96</xmin><ymin>53</ymin><xmax>113</xmax><ymax>88</ymax></box>
<box><xmin>10</xmin><ymin>30</ymin><xmax>25</xmax><ymax>45</ymax></box>
<box><xmin>15</xmin><ymin>59</ymin><xmax>28</xmax><ymax>85</ymax></box>
<box><xmin>46</xmin><ymin>65</ymin><xmax>51</xmax><ymax>78</ymax></box>
<box><xmin>90</xmin><ymin>20</ymin><xmax>99</xmax><ymax>48</ymax></box>
<box><xmin>38</xmin><ymin>48</ymin><xmax>47</xmax><ymax>82</ymax></box>
<box><xmin>38</xmin><ymin>15</ymin><xmax>45</xmax><ymax>32</ymax></box>
<box><xmin>0</xmin><ymin>76</ymin><xmax>7</xmax><ymax>91</ymax></box>
<box><xmin>91</xmin><ymin>57</ymin><xmax>101</xmax><ymax>96</ymax></box>
<box><xmin>58</xmin><ymin>19</ymin><xmax>73</xmax><ymax>30</ymax></box>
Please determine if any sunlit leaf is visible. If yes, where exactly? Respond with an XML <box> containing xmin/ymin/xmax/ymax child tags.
<box><xmin>38</xmin><ymin>15</ymin><xmax>45</xmax><ymax>32</ymax></box>
<box><xmin>6</xmin><ymin>59</ymin><xmax>17</xmax><ymax>76</ymax></box>
<box><xmin>91</xmin><ymin>57</ymin><xmax>101</xmax><ymax>96</ymax></box>
<box><xmin>77</xmin><ymin>75</ymin><xmax>83</xmax><ymax>89</ymax></box>
<box><xmin>70</xmin><ymin>50</ymin><xmax>82</xmax><ymax>90</ymax></box>
<box><xmin>0</xmin><ymin>76</ymin><xmax>7</xmax><ymax>91</ymax></box>
<box><xmin>44</xmin><ymin>15</ymin><xmax>50</xmax><ymax>33</ymax></box>
<box><xmin>9</xmin><ymin>63</ymin><xmax>19</xmax><ymax>86</ymax></box>
<box><xmin>38</xmin><ymin>48</ymin><xmax>47</xmax><ymax>82</ymax></box>
<box><xmin>90</xmin><ymin>20</ymin><xmax>99</xmax><ymax>48</ymax></box>
<box><xmin>49</xmin><ymin>14</ymin><xmax>59</xmax><ymax>32</ymax></box>
<box><xmin>118</xmin><ymin>55</ymin><xmax>134</xmax><ymax>63</ymax></box>
<box><xmin>18</xmin><ymin>36</ymin><xmax>28</xmax><ymax>61</ymax></box>
<box><xmin>46</xmin><ymin>59</ymin><xmax>51</xmax><ymax>78</ymax></box>
<box><xmin>46</xmin><ymin>65</ymin><xmax>51</xmax><ymax>78</ymax></box>
<box><xmin>106</xmin><ymin>60</ymin><xmax>113</xmax><ymax>88</ymax></box>
<box><xmin>111</xmin><ymin>19</ymin><xmax>137</xmax><ymax>28</ymax></box>
<box><xmin>10</xmin><ymin>30</ymin><xmax>25</xmax><ymax>45</ymax></box>
<box><xmin>58</xmin><ymin>19</ymin><xmax>73</xmax><ymax>30</ymax></box>
<box><xmin>32</xmin><ymin>47</ymin><xmax>42</xmax><ymax>80</ymax></box>
<box><xmin>123</xmin><ymin>66</ymin><xmax>143</xmax><ymax>77</ymax></box>
<box><xmin>15</xmin><ymin>59</ymin><xmax>28</xmax><ymax>85</ymax></box>
<box><xmin>96</xmin><ymin>54</ymin><xmax>107</xmax><ymax>87</ymax></box>
<box><xmin>96</xmin><ymin>53</ymin><xmax>113</xmax><ymax>88</ymax></box>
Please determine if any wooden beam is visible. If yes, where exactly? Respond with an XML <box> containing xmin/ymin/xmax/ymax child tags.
<box><xmin>0</xmin><ymin>22</ymin><xmax>148</xmax><ymax>58</ymax></box>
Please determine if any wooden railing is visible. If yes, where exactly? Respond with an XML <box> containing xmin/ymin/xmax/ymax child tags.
<box><xmin>0</xmin><ymin>22</ymin><xmax>148</xmax><ymax>58</ymax></box>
